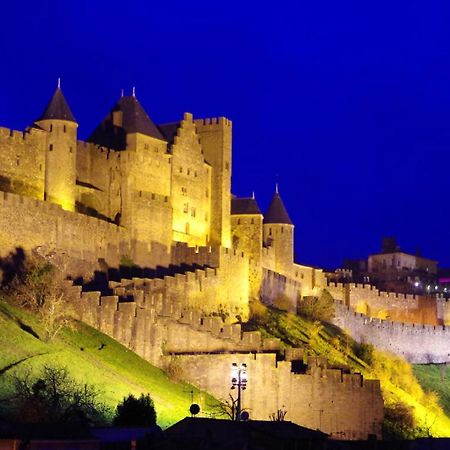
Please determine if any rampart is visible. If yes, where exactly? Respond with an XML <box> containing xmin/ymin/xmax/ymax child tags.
<box><xmin>333</xmin><ymin>301</ymin><xmax>450</xmax><ymax>363</ymax></box>
<box><xmin>170</xmin><ymin>353</ymin><xmax>383</xmax><ymax>440</ymax></box>
<box><xmin>0</xmin><ymin>127</ymin><xmax>46</xmax><ymax>200</ymax></box>
<box><xmin>327</xmin><ymin>282</ymin><xmax>442</xmax><ymax>325</ymax></box>
<box><xmin>0</xmin><ymin>192</ymin><xmax>171</xmax><ymax>277</ymax></box>
<box><xmin>64</xmin><ymin>280</ymin><xmax>277</xmax><ymax>367</ymax></box>
<box><xmin>64</xmin><ymin>280</ymin><xmax>383</xmax><ymax>440</ymax></box>
<box><xmin>260</xmin><ymin>268</ymin><xmax>302</xmax><ymax>312</ymax></box>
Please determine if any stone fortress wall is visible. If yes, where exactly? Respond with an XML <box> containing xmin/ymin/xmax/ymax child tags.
<box><xmin>333</xmin><ymin>302</ymin><xmax>450</xmax><ymax>364</ymax></box>
<box><xmin>327</xmin><ymin>281</ymin><xmax>450</xmax><ymax>326</ymax></box>
<box><xmin>63</xmin><ymin>279</ymin><xmax>383</xmax><ymax>440</ymax></box>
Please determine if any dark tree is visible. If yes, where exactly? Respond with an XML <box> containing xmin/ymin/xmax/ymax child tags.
<box><xmin>10</xmin><ymin>365</ymin><xmax>107</xmax><ymax>425</ymax></box>
<box><xmin>113</xmin><ymin>394</ymin><xmax>157</xmax><ymax>427</ymax></box>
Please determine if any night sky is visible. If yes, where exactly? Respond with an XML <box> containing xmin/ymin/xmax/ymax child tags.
<box><xmin>1</xmin><ymin>1</ymin><xmax>449</xmax><ymax>270</ymax></box>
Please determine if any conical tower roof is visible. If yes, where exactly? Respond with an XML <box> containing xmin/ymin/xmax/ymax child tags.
<box><xmin>264</xmin><ymin>191</ymin><xmax>293</xmax><ymax>225</ymax></box>
<box><xmin>37</xmin><ymin>87</ymin><xmax>76</xmax><ymax>123</ymax></box>
<box><xmin>88</xmin><ymin>94</ymin><xmax>164</xmax><ymax>150</ymax></box>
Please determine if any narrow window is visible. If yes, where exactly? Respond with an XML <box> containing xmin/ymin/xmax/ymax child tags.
<box><xmin>63</xmin><ymin>125</ymin><xmax>67</xmax><ymax>133</ymax></box>
<box><xmin>237</xmin><ymin>219</ymin><xmax>241</xmax><ymax>225</ymax></box>
<box><xmin>191</xmin><ymin>207</ymin><xmax>196</xmax><ymax>217</ymax></box>
<box><xmin>269</xmin><ymin>228</ymin><xmax>272</xmax><ymax>236</ymax></box>
<box><xmin>49</xmin><ymin>144</ymin><xmax>53</xmax><ymax>151</ymax></box>
<box><xmin>69</xmin><ymin>146</ymin><xmax>73</xmax><ymax>153</ymax></box>
<box><xmin>251</xmin><ymin>218</ymin><xmax>254</xmax><ymax>224</ymax></box>
<box><xmin>225</xmin><ymin>161</ymin><xmax>230</xmax><ymax>170</ymax></box>
<box><xmin>49</xmin><ymin>124</ymin><xmax>53</xmax><ymax>132</ymax></box>
<box><xmin>187</xmin><ymin>169</ymin><xmax>190</xmax><ymax>175</ymax></box>
<box><xmin>179</xmin><ymin>167</ymin><xmax>183</xmax><ymax>173</ymax></box>
<box><xmin>183</xmin><ymin>203</ymin><xmax>188</xmax><ymax>213</ymax></box>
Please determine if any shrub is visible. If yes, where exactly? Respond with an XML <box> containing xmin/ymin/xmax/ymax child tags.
<box><xmin>113</xmin><ymin>394</ymin><xmax>157</xmax><ymax>427</ymax></box>
<box><xmin>297</xmin><ymin>289</ymin><xmax>335</xmax><ymax>322</ymax></box>
<box><xmin>353</xmin><ymin>341</ymin><xmax>374</xmax><ymax>365</ymax></box>
<box><xmin>5</xmin><ymin>254</ymin><xmax>73</xmax><ymax>341</ymax></box>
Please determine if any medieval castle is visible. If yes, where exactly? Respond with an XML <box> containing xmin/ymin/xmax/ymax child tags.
<box><xmin>0</xmin><ymin>83</ymin><xmax>448</xmax><ymax>439</ymax></box>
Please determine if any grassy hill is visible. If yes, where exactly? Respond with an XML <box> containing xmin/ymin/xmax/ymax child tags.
<box><xmin>413</xmin><ymin>364</ymin><xmax>450</xmax><ymax>417</ymax></box>
<box><xmin>0</xmin><ymin>299</ymin><xmax>220</xmax><ymax>428</ymax></box>
<box><xmin>244</xmin><ymin>305</ymin><xmax>450</xmax><ymax>437</ymax></box>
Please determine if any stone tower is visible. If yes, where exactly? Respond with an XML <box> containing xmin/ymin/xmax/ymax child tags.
<box><xmin>194</xmin><ymin>117</ymin><xmax>232</xmax><ymax>248</ymax></box>
<box><xmin>34</xmin><ymin>82</ymin><xmax>78</xmax><ymax>211</ymax></box>
<box><xmin>263</xmin><ymin>187</ymin><xmax>294</xmax><ymax>276</ymax></box>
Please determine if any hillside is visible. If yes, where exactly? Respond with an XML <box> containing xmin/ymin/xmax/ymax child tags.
<box><xmin>413</xmin><ymin>364</ymin><xmax>450</xmax><ymax>417</ymax></box>
<box><xmin>0</xmin><ymin>299</ymin><xmax>220</xmax><ymax>428</ymax></box>
<box><xmin>244</xmin><ymin>305</ymin><xmax>450</xmax><ymax>437</ymax></box>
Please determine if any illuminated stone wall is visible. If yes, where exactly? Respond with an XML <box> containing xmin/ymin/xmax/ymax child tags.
<box><xmin>328</xmin><ymin>282</ymin><xmax>442</xmax><ymax>325</ymax></box>
<box><xmin>333</xmin><ymin>301</ymin><xmax>450</xmax><ymax>363</ymax></box>
<box><xmin>65</xmin><ymin>282</ymin><xmax>383</xmax><ymax>440</ymax></box>
<box><xmin>195</xmin><ymin>118</ymin><xmax>232</xmax><ymax>248</ymax></box>
<box><xmin>0</xmin><ymin>127</ymin><xmax>46</xmax><ymax>200</ymax></box>
<box><xmin>171</xmin><ymin>113</ymin><xmax>212</xmax><ymax>246</ymax></box>
<box><xmin>0</xmin><ymin>191</ymin><xmax>171</xmax><ymax>272</ymax></box>
<box><xmin>176</xmin><ymin>353</ymin><xmax>383</xmax><ymax>440</ymax></box>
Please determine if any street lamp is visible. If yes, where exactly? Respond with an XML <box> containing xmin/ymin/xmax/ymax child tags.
<box><xmin>230</xmin><ymin>362</ymin><xmax>248</xmax><ymax>421</ymax></box>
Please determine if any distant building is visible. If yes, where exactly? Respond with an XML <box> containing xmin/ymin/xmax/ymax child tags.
<box><xmin>339</xmin><ymin>237</ymin><xmax>445</xmax><ymax>295</ymax></box>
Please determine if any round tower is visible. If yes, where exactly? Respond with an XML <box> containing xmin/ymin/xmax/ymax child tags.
<box><xmin>35</xmin><ymin>81</ymin><xmax>78</xmax><ymax>211</ymax></box>
<box><xmin>263</xmin><ymin>186</ymin><xmax>294</xmax><ymax>276</ymax></box>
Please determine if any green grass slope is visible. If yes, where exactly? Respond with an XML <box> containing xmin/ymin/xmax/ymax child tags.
<box><xmin>413</xmin><ymin>364</ymin><xmax>450</xmax><ymax>417</ymax></box>
<box><xmin>245</xmin><ymin>305</ymin><xmax>450</xmax><ymax>437</ymax></box>
<box><xmin>0</xmin><ymin>299</ymin><xmax>219</xmax><ymax>428</ymax></box>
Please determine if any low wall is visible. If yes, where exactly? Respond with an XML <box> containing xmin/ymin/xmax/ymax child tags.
<box><xmin>333</xmin><ymin>302</ymin><xmax>450</xmax><ymax>363</ymax></box>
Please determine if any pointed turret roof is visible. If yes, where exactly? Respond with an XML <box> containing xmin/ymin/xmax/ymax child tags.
<box><xmin>264</xmin><ymin>191</ymin><xmax>293</xmax><ymax>225</ymax></box>
<box><xmin>231</xmin><ymin>197</ymin><xmax>262</xmax><ymax>215</ymax></box>
<box><xmin>88</xmin><ymin>94</ymin><xmax>164</xmax><ymax>150</ymax></box>
<box><xmin>37</xmin><ymin>87</ymin><xmax>76</xmax><ymax>122</ymax></box>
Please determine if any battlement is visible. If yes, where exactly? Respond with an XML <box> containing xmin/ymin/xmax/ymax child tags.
<box><xmin>0</xmin><ymin>126</ymin><xmax>46</xmax><ymax>142</ymax></box>
<box><xmin>194</xmin><ymin>117</ymin><xmax>232</xmax><ymax>128</ymax></box>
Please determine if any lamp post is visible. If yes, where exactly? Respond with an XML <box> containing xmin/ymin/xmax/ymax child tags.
<box><xmin>230</xmin><ymin>362</ymin><xmax>248</xmax><ymax>421</ymax></box>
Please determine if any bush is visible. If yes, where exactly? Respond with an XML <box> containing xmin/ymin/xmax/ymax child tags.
<box><xmin>5</xmin><ymin>254</ymin><xmax>73</xmax><ymax>341</ymax></box>
<box><xmin>113</xmin><ymin>394</ymin><xmax>157</xmax><ymax>427</ymax></box>
<box><xmin>353</xmin><ymin>342</ymin><xmax>374</xmax><ymax>365</ymax></box>
<box><xmin>297</xmin><ymin>289</ymin><xmax>335</xmax><ymax>322</ymax></box>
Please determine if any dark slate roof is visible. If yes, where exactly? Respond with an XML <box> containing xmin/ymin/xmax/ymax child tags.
<box><xmin>36</xmin><ymin>87</ymin><xmax>76</xmax><ymax>122</ymax></box>
<box><xmin>88</xmin><ymin>95</ymin><xmax>165</xmax><ymax>150</ymax></box>
<box><xmin>264</xmin><ymin>192</ymin><xmax>293</xmax><ymax>225</ymax></box>
<box><xmin>158</xmin><ymin>122</ymin><xmax>180</xmax><ymax>145</ymax></box>
<box><xmin>231</xmin><ymin>197</ymin><xmax>262</xmax><ymax>215</ymax></box>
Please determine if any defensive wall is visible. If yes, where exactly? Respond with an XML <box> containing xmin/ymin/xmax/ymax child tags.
<box><xmin>64</xmin><ymin>280</ymin><xmax>383</xmax><ymax>440</ymax></box>
<box><xmin>260</xmin><ymin>268</ymin><xmax>302</xmax><ymax>312</ymax></box>
<box><xmin>63</xmin><ymin>279</ymin><xmax>277</xmax><ymax>367</ymax></box>
<box><xmin>0</xmin><ymin>127</ymin><xmax>46</xmax><ymax>200</ymax></box>
<box><xmin>176</xmin><ymin>353</ymin><xmax>383</xmax><ymax>440</ymax></box>
<box><xmin>333</xmin><ymin>301</ymin><xmax>450</xmax><ymax>364</ymax></box>
<box><xmin>327</xmin><ymin>281</ymin><xmax>447</xmax><ymax>325</ymax></box>
<box><xmin>0</xmin><ymin>191</ymin><xmax>171</xmax><ymax>277</ymax></box>
<box><xmin>109</xmin><ymin>248</ymin><xmax>249</xmax><ymax>320</ymax></box>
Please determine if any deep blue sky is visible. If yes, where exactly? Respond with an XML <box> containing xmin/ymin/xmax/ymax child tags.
<box><xmin>1</xmin><ymin>1</ymin><xmax>449</xmax><ymax>269</ymax></box>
